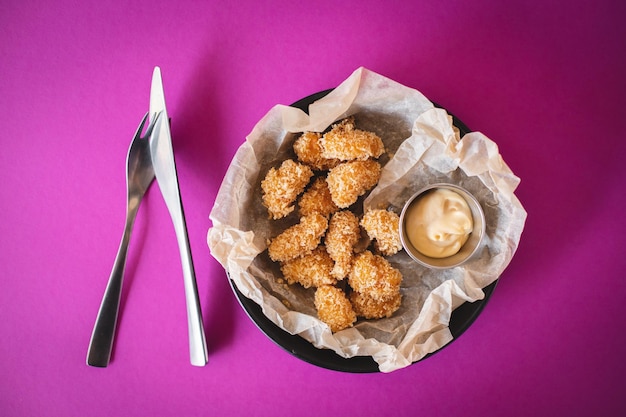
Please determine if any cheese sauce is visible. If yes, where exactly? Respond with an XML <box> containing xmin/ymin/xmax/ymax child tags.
<box><xmin>405</xmin><ymin>188</ymin><xmax>473</xmax><ymax>258</ymax></box>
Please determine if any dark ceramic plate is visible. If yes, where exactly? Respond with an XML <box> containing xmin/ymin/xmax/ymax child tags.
<box><xmin>229</xmin><ymin>90</ymin><xmax>497</xmax><ymax>373</ymax></box>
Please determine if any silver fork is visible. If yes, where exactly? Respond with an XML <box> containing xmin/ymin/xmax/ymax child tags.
<box><xmin>87</xmin><ymin>112</ymin><xmax>159</xmax><ymax>367</ymax></box>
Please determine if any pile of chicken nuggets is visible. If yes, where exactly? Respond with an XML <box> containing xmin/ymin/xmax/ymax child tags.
<box><xmin>261</xmin><ymin>118</ymin><xmax>404</xmax><ymax>333</ymax></box>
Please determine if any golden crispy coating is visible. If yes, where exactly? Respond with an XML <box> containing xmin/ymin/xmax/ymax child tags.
<box><xmin>325</xmin><ymin>210</ymin><xmax>361</xmax><ymax>280</ymax></box>
<box><xmin>320</xmin><ymin>118</ymin><xmax>385</xmax><ymax>161</ymax></box>
<box><xmin>280</xmin><ymin>246</ymin><xmax>336</xmax><ymax>288</ymax></box>
<box><xmin>360</xmin><ymin>209</ymin><xmax>403</xmax><ymax>256</ymax></box>
<box><xmin>268</xmin><ymin>213</ymin><xmax>328</xmax><ymax>262</ymax></box>
<box><xmin>347</xmin><ymin>250</ymin><xmax>402</xmax><ymax>301</ymax></box>
<box><xmin>261</xmin><ymin>159</ymin><xmax>313</xmax><ymax>220</ymax></box>
<box><xmin>298</xmin><ymin>177</ymin><xmax>339</xmax><ymax>217</ymax></box>
<box><xmin>350</xmin><ymin>290</ymin><xmax>402</xmax><ymax>319</ymax></box>
<box><xmin>264</xmin><ymin>120</ymin><xmax>404</xmax><ymax>326</ymax></box>
<box><xmin>314</xmin><ymin>285</ymin><xmax>357</xmax><ymax>332</ymax></box>
<box><xmin>326</xmin><ymin>160</ymin><xmax>381</xmax><ymax>208</ymax></box>
<box><xmin>293</xmin><ymin>131</ymin><xmax>340</xmax><ymax>171</ymax></box>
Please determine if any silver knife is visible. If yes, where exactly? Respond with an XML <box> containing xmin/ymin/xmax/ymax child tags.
<box><xmin>149</xmin><ymin>66</ymin><xmax>208</xmax><ymax>366</ymax></box>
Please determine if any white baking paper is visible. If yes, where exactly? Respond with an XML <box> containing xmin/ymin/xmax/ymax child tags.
<box><xmin>207</xmin><ymin>67</ymin><xmax>527</xmax><ymax>372</ymax></box>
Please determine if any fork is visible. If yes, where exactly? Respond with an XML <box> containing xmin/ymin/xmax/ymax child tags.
<box><xmin>86</xmin><ymin>112</ymin><xmax>159</xmax><ymax>367</ymax></box>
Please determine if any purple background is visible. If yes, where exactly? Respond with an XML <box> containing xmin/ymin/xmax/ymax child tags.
<box><xmin>2</xmin><ymin>1</ymin><xmax>625</xmax><ymax>416</ymax></box>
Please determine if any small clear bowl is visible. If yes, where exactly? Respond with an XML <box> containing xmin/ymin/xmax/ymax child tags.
<box><xmin>399</xmin><ymin>183</ymin><xmax>485</xmax><ymax>269</ymax></box>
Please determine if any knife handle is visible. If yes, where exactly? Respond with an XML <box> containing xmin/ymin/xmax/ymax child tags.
<box><xmin>172</xmin><ymin>203</ymin><xmax>209</xmax><ymax>366</ymax></box>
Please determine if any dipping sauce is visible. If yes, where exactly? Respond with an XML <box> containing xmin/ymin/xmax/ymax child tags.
<box><xmin>404</xmin><ymin>188</ymin><xmax>473</xmax><ymax>258</ymax></box>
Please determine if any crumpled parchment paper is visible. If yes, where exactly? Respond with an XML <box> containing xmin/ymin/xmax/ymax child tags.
<box><xmin>207</xmin><ymin>67</ymin><xmax>527</xmax><ymax>372</ymax></box>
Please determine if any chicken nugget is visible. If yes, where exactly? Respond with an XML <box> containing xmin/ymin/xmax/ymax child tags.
<box><xmin>320</xmin><ymin>118</ymin><xmax>385</xmax><ymax>161</ymax></box>
<box><xmin>326</xmin><ymin>160</ymin><xmax>381</xmax><ymax>208</ymax></box>
<box><xmin>314</xmin><ymin>285</ymin><xmax>356</xmax><ymax>332</ymax></box>
<box><xmin>261</xmin><ymin>159</ymin><xmax>313</xmax><ymax>220</ymax></box>
<box><xmin>293</xmin><ymin>131</ymin><xmax>340</xmax><ymax>171</ymax></box>
<box><xmin>298</xmin><ymin>177</ymin><xmax>339</xmax><ymax>217</ymax></box>
<box><xmin>350</xmin><ymin>290</ymin><xmax>402</xmax><ymax>319</ymax></box>
<box><xmin>280</xmin><ymin>246</ymin><xmax>336</xmax><ymax>288</ymax></box>
<box><xmin>360</xmin><ymin>209</ymin><xmax>403</xmax><ymax>256</ymax></box>
<box><xmin>347</xmin><ymin>250</ymin><xmax>402</xmax><ymax>300</ymax></box>
<box><xmin>268</xmin><ymin>213</ymin><xmax>328</xmax><ymax>262</ymax></box>
<box><xmin>325</xmin><ymin>210</ymin><xmax>361</xmax><ymax>280</ymax></box>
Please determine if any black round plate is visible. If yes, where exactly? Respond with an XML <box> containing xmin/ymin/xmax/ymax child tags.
<box><xmin>229</xmin><ymin>90</ymin><xmax>498</xmax><ymax>373</ymax></box>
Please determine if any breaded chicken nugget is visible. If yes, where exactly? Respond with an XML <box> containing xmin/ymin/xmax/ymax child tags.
<box><xmin>293</xmin><ymin>131</ymin><xmax>340</xmax><ymax>171</ymax></box>
<box><xmin>298</xmin><ymin>177</ymin><xmax>339</xmax><ymax>217</ymax></box>
<box><xmin>349</xmin><ymin>290</ymin><xmax>402</xmax><ymax>319</ymax></box>
<box><xmin>360</xmin><ymin>209</ymin><xmax>403</xmax><ymax>256</ymax></box>
<box><xmin>325</xmin><ymin>210</ymin><xmax>361</xmax><ymax>280</ymax></box>
<box><xmin>320</xmin><ymin>118</ymin><xmax>385</xmax><ymax>161</ymax></box>
<box><xmin>347</xmin><ymin>250</ymin><xmax>402</xmax><ymax>301</ymax></box>
<box><xmin>314</xmin><ymin>285</ymin><xmax>357</xmax><ymax>332</ymax></box>
<box><xmin>280</xmin><ymin>246</ymin><xmax>336</xmax><ymax>288</ymax></box>
<box><xmin>261</xmin><ymin>159</ymin><xmax>313</xmax><ymax>220</ymax></box>
<box><xmin>326</xmin><ymin>160</ymin><xmax>381</xmax><ymax>208</ymax></box>
<box><xmin>268</xmin><ymin>213</ymin><xmax>328</xmax><ymax>262</ymax></box>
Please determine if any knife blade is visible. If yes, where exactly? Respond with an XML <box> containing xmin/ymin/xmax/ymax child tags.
<box><xmin>149</xmin><ymin>66</ymin><xmax>208</xmax><ymax>366</ymax></box>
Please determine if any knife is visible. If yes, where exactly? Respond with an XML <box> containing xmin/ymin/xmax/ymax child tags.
<box><xmin>149</xmin><ymin>66</ymin><xmax>208</xmax><ymax>366</ymax></box>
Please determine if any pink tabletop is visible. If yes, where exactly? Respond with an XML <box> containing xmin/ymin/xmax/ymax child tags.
<box><xmin>2</xmin><ymin>1</ymin><xmax>625</xmax><ymax>415</ymax></box>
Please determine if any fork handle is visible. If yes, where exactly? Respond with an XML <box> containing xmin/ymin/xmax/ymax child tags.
<box><xmin>86</xmin><ymin>208</ymin><xmax>137</xmax><ymax>367</ymax></box>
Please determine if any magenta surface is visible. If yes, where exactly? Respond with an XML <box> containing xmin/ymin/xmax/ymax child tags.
<box><xmin>1</xmin><ymin>1</ymin><xmax>625</xmax><ymax>416</ymax></box>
